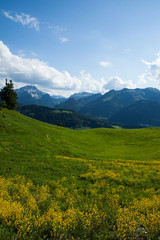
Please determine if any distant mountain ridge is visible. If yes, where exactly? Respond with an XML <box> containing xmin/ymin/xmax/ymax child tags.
<box><xmin>15</xmin><ymin>85</ymin><xmax>66</xmax><ymax>108</ymax></box>
<box><xmin>109</xmin><ymin>100</ymin><xmax>160</xmax><ymax>127</ymax></box>
<box><xmin>15</xmin><ymin>85</ymin><xmax>160</xmax><ymax>128</ymax></box>
<box><xmin>69</xmin><ymin>92</ymin><xmax>95</xmax><ymax>100</ymax></box>
<box><xmin>79</xmin><ymin>87</ymin><xmax>160</xmax><ymax>119</ymax></box>
<box><xmin>57</xmin><ymin>93</ymin><xmax>102</xmax><ymax>112</ymax></box>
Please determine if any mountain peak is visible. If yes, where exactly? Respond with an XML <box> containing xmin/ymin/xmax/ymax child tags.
<box><xmin>15</xmin><ymin>85</ymin><xmax>45</xmax><ymax>99</ymax></box>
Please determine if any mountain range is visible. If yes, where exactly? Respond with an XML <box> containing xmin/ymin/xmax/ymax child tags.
<box><xmin>57</xmin><ymin>93</ymin><xmax>102</xmax><ymax>112</ymax></box>
<box><xmin>79</xmin><ymin>88</ymin><xmax>160</xmax><ymax>119</ymax></box>
<box><xmin>15</xmin><ymin>85</ymin><xmax>66</xmax><ymax>108</ymax></box>
<box><xmin>109</xmin><ymin>100</ymin><xmax>160</xmax><ymax>127</ymax></box>
<box><xmin>15</xmin><ymin>85</ymin><xmax>160</xmax><ymax>128</ymax></box>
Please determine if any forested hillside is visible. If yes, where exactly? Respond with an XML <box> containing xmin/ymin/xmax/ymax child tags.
<box><xmin>17</xmin><ymin>104</ymin><xmax>111</xmax><ymax>129</ymax></box>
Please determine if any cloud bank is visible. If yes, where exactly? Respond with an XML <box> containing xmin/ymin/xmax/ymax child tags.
<box><xmin>0</xmin><ymin>41</ymin><xmax>77</xmax><ymax>92</ymax></box>
<box><xmin>0</xmin><ymin>41</ymin><xmax>137</xmax><ymax>96</ymax></box>
<box><xmin>3</xmin><ymin>11</ymin><xmax>40</xmax><ymax>30</ymax></box>
<box><xmin>0</xmin><ymin>41</ymin><xmax>105</xmax><ymax>96</ymax></box>
<box><xmin>103</xmin><ymin>76</ymin><xmax>136</xmax><ymax>91</ymax></box>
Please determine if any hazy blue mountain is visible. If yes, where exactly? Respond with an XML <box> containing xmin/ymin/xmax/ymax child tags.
<box><xmin>69</xmin><ymin>92</ymin><xmax>95</xmax><ymax>100</ymax></box>
<box><xmin>15</xmin><ymin>85</ymin><xmax>45</xmax><ymax>99</ymax></box>
<box><xmin>36</xmin><ymin>93</ymin><xmax>61</xmax><ymax>108</ymax></box>
<box><xmin>15</xmin><ymin>86</ymin><xmax>160</xmax><ymax>128</ymax></box>
<box><xmin>79</xmin><ymin>88</ymin><xmax>160</xmax><ymax>119</ymax></box>
<box><xmin>57</xmin><ymin>93</ymin><xmax>101</xmax><ymax>112</ymax></box>
<box><xmin>57</xmin><ymin>98</ymin><xmax>79</xmax><ymax>111</ymax></box>
<box><xmin>109</xmin><ymin>100</ymin><xmax>160</xmax><ymax>127</ymax></box>
<box><xmin>16</xmin><ymin>85</ymin><xmax>65</xmax><ymax>108</ymax></box>
<box><xmin>51</xmin><ymin>95</ymin><xmax>67</xmax><ymax>103</ymax></box>
<box><xmin>17</xmin><ymin>91</ymin><xmax>37</xmax><ymax>105</ymax></box>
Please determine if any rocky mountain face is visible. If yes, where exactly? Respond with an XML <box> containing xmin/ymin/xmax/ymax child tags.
<box><xmin>15</xmin><ymin>85</ymin><xmax>66</xmax><ymax>108</ymax></box>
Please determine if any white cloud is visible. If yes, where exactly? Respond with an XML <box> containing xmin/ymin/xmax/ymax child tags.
<box><xmin>3</xmin><ymin>10</ymin><xmax>40</xmax><ymax>30</ymax></box>
<box><xmin>138</xmin><ymin>73</ymin><xmax>147</xmax><ymax>85</ymax></box>
<box><xmin>140</xmin><ymin>56</ymin><xmax>160</xmax><ymax>88</ymax></box>
<box><xmin>60</xmin><ymin>37</ymin><xmax>69</xmax><ymax>43</ymax></box>
<box><xmin>0</xmin><ymin>41</ymin><xmax>138</xmax><ymax>97</ymax></box>
<box><xmin>103</xmin><ymin>76</ymin><xmax>136</xmax><ymax>91</ymax></box>
<box><xmin>99</xmin><ymin>61</ymin><xmax>112</xmax><ymax>68</ymax></box>
<box><xmin>0</xmin><ymin>41</ymin><xmax>76</xmax><ymax>92</ymax></box>
<box><xmin>0</xmin><ymin>41</ymin><xmax>105</xmax><ymax>97</ymax></box>
<box><xmin>79</xmin><ymin>70</ymin><xmax>105</xmax><ymax>93</ymax></box>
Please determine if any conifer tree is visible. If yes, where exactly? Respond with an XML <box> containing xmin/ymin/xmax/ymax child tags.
<box><xmin>0</xmin><ymin>79</ymin><xmax>18</xmax><ymax>110</ymax></box>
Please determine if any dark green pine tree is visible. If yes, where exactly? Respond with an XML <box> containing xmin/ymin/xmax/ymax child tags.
<box><xmin>0</xmin><ymin>79</ymin><xmax>18</xmax><ymax>110</ymax></box>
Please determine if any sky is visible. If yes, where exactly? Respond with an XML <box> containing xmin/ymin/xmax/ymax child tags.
<box><xmin>1</xmin><ymin>0</ymin><xmax>160</xmax><ymax>97</ymax></box>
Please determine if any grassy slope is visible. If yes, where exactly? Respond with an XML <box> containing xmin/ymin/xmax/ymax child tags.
<box><xmin>0</xmin><ymin>108</ymin><xmax>160</xmax><ymax>184</ymax></box>
<box><xmin>1</xmin><ymin>109</ymin><xmax>160</xmax><ymax>239</ymax></box>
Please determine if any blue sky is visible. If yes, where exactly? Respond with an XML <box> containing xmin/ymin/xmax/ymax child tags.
<box><xmin>0</xmin><ymin>0</ymin><xmax>160</xmax><ymax>96</ymax></box>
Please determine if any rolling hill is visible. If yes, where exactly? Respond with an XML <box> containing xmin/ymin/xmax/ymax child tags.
<box><xmin>1</xmin><ymin>106</ymin><xmax>160</xmax><ymax>239</ymax></box>
<box><xmin>1</xmin><ymin>108</ymin><xmax>160</xmax><ymax>180</ymax></box>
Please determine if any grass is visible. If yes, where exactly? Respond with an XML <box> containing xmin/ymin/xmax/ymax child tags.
<box><xmin>0</xmin><ymin>108</ymin><xmax>160</xmax><ymax>239</ymax></box>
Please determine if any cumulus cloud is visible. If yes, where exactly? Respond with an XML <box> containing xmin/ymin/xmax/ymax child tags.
<box><xmin>3</xmin><ymin>10</ymin><xmax>40</xmax><ymax>30</ymax></box>
<box><xmin>140</xmin><ymin>56</ymin><xmax>160</xmax><ymax>87</ymax></box>
<box><xmin>78</xmin><ymin>70</ymin><xmax>105</xmax><ymax>93</ymax></box>
<box><xmin>99</xmin><ymin>61</ymin><xmax>112</xmax><ymax>68</ymax></box>
<box><xmin>103</xmin><ymin>76</ymin><xmax>136</xmax><ymax>91</ymax></box>
<box><xmin>0</xmin><ymin>41</ymin><xmax>77</xmax><ymax>91</ymax></box>
<box><xmin>0</xmin><ymin>41</ymin><xmax>105</xmax><ymax>96</ymax></box>
<box><xmin>0</xmin><ymin>41</ymin><xmax>137</xmax><ymax>96</ymax></box>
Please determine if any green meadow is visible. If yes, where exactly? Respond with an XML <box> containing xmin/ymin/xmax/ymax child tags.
<box><xmin>0</xmin><ymin>108</ymin><xmax>160</xmax><ymax>239</ymax></box>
